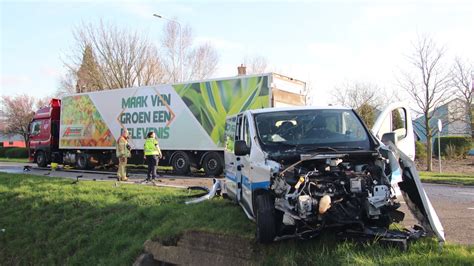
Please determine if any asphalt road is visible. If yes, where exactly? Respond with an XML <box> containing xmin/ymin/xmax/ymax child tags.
<box><xmin>0</xmin><ymin>162</ymin><xmax>473</xmax><ymax>245</ymax></box>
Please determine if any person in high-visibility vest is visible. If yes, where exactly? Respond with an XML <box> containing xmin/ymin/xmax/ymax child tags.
<box><xmin>116</xmin><ymin>129</ymin><xmax>131</xmax><ymax>181</ymax></box>
<box><xmin>144</xmin><ymin>131</ymin><xmax>162</xmax><ymax>181</ymax></box>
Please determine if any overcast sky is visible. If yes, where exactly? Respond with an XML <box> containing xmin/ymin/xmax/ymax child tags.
<box><xmin>1</xmin><ymin>0</ymin><xmax>473</xmax><ymax>106</ymax></box>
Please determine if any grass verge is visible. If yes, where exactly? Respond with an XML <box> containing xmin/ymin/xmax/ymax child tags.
<box><xmin>0</xmin><ymin>157</ymin><xmax>29</xmax><ymax>163</ymax></box>
<box><xmin>0</xmin><ymin>173</ymin><xmax>473</xmax><ymax>265</ymax></box>
<box><xmin>420</xmin><ymin>171</ymin><xmax>474</xmax><ymax>186</ymax></box>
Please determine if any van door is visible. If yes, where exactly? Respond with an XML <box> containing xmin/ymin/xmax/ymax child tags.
<box><xmin>371</xmin><ymin>102</ymin><xmax>415</xmax><ymax>160</ymax></box>
<box><xmin>239</xmin><ymin>114</ymin><xmax>253</xmax><ymax>209</ymax></box>
<box><xmin>224</xmin><ymin>115</ymin><xmax>240</xmax><ymax>201</ymax></box>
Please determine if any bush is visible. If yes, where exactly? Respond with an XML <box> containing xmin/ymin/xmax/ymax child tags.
<box><xmin>433</xmin><ymin>136</ymin><xmax>472</xmax><ymax>158</ymax></box>
<box><xmin>415</xmin><ymin>141</ymin><xmax>427</xmax><ymax>161</ymax></box>
<box><xmin>0</xmin><ymin>147</ymin><xmax>29</xmax><ymax>158</ymax></box>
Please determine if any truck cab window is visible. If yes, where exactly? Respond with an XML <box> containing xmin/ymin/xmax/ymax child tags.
<box><xmin>30</xmin><ymin>121</ymin><xmax>41</xmax><ymax>135</ymax></box>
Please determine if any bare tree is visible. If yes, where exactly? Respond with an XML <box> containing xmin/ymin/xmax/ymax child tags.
<box><xmin>399</xmin><ymin>35</ymin><xmax>451</xmax><ymax>171</ymax></box>
<box><xmin>332</xmin><ymin>81</ymin><xmax>386</xmax><ymax>128</ymax></box>
<box><xmin>61</xmin><ymin>21</ymin><xmax>166</xmax><ymax>93</ymax></box>
<box><xmin>1</xmin><ymin>95</ymin><xmax>43</xmax><ymax>153</ymax></box>
<box><xmin>451</xmin><ymin>57</ymin><xmax>473</xmax><ymax>137</ymax></box>
<box><xmin>243</xmin><ymin>56</ymin><xmax>268</xmax><ymax>74</ymax></box>
<box><xmin>160</xmin><ymin>20</ymin><xmax>219</xmax><ymax>82</ymax></box>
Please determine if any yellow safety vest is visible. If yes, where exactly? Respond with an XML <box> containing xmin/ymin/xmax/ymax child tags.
<box><xmin>144</xmin><ymin>138</ymin><xmax>160</xmax><ymax>156</ymax></box>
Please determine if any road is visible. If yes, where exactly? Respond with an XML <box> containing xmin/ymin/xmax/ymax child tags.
<box><xmin>0</xmin><ymin>162</ymin><xmax>473</xmax><ymax>245</ymax></box>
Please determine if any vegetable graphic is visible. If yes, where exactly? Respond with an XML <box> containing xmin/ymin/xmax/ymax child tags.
<box><xmin>174</xmin><ymin>76</ymin><xmax>270</xmax><ymax>145</ymax></box>
<box><xmin>60</xmin><ymin>95</ymin><xmax>115</xmax><ymax>147</ymax></box>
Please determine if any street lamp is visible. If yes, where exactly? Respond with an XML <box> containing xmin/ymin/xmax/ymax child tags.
<box><xmin>153</xmin><ymin>13</ymin><xmax>183</xmax><ymax>82</ymax></box>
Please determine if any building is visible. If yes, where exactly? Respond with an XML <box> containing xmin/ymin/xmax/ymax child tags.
<box><xmin>414</xmin><ymin>98</ymin><xmax>472</xmax><ymax>142</ymax></box>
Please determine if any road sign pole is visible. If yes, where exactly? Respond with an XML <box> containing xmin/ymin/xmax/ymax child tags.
<box><xmin>438</xmin><ymin>133</ymin><xmax>441</xmax><ymax>173</ymax></box>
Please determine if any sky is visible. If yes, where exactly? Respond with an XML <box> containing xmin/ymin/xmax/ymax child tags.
<box><xmin>1</xmin><ymin>0</ymin><xmax>473</xmax><ymax>106</ymax></box>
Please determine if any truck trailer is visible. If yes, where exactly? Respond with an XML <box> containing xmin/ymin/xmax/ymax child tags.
<box><xmin>28</xmin><ymin>73</ymin><xmax>306</xmax><ymax>176</ymax></box>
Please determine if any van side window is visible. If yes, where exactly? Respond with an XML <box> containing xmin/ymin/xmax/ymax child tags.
<box><xmin>244</xmin><ymin>117</ymin><xmax>251</xmax><ymax>149</ymax></box>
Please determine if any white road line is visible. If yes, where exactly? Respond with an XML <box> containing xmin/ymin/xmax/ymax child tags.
<box><xmin>458</xmin><ymin>192</ymin><xmax>474</xmax><ymax>196</ymax></box>
<box><xmin>468</xmin><ymin>208</ymin><xmax>474</xmax><ymax>210</ymax></box>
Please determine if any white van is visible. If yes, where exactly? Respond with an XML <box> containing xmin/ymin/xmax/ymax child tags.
<box><xmin>224</xmin><ymin>104</ymin><xmax>444</xmax><ymax>244</ymax></box>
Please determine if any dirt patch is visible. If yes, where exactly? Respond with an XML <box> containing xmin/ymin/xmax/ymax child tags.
<box><xmin>415</xmin><ymin>157</ymin><xmax>474</xmax><ymax>174</ymax></box>
<box><xmin>137</xmin><ymin>231</ymin><xmax>258</xmax><ymax>265</ymax></box>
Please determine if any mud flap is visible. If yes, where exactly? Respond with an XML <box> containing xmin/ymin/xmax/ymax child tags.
<box><xmin>397</xmin><ymin>152</ymin><xmax>445</xmax><ymax>243</ymax></box>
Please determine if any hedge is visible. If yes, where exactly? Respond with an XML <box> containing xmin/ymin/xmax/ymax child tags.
<box><xmin>415</xmin><ymin>141</ymin><xmax>427</xmax><ymax>161</ymax></box>
<box><xmin>0</xmin><ymin>147</ymin><xmax>29</xmax><ymax>158</ymax></box>
<box><xmin>433</xmin><ymin>136</ymin><xmax>472</xmax><ymax>158</ymax></box>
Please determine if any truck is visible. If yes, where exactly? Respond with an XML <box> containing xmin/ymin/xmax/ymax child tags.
<box><xmin>222</xmin><ymin>103</ymin><xmax>445</xmax><ymax>244</ymax></box>
<box><xmin>28</xmin><ymin>73</ymin><xmax>306</xmax><ymax>176</ymax></box>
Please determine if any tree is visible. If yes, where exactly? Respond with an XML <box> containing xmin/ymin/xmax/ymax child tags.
<box><xmin>160</xmin><ymin>20</ymin><xmax>218</xmax><ymax>82</ymax></box>
<box><xmin>398</xmin><ymin>35</ymin><xmax>451</xmax><ymax>171</ymax></box>
<box><xmin>76</xmin><ymin>44</ymin><xmax>102</xmax><ymax>93</ymax></box>
<box><xmin>1</xmin><ymin>95</ymin><xmax>42</xmax><ymax>154</ymax></box>
<box><xmin>331</xmin><ymin>81</ymin><xmax>386</xmax><ymax>128</ymax></box>
<box><xmin>451</xmin><ymin>57</ymin><xmax>473</xmax><ymax>137</ymax></box>
<box><xmin>243</xmin><ymin>56</ymin><xmax>268</xmax><ymax>74</ymax></box>
<box><xmin>61</xmin><ymin>21</ymin><xmax>166</xmax><ymax>92</ymax></box>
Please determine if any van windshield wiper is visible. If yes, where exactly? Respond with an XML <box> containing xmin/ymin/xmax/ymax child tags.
<box><xmin>297</xmin><ymin>146</ymin><xmax>339</xmax><ymax>152</ymax></box>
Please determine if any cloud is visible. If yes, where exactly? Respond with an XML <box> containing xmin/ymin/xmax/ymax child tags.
<box><xmin>194</xmin><ymin>36</ymin><xmax>245</xmax><ymax>51</ymax></box>
<box><xmin>39</xmin><ymin>67</ymin><xmax>61</xmax><ymax>79</ymax></box>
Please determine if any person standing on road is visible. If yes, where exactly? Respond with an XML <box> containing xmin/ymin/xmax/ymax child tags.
<box><xmin>144</xmin><ymin>131</ymin><xmax>162</xmax><ymax>181</ymax></box>
<box><xmin>116</xmin><ymin>129</ymin><xmax>131</xmax><ymax>181</ymax></box>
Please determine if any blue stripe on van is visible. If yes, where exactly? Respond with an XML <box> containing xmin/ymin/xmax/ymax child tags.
<box><xmin>226</xmin><ymin>171</ymin><xmax>271</xmax><ymax>191</ymax></box>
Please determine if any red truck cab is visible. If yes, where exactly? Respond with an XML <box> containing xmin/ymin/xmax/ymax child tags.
<box><xmin>29</xmin><ymin>99</ymin><xmax>61</xmax><ymax>167</ymax></box>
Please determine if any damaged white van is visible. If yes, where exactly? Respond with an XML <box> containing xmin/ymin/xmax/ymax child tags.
<box><xmin>223</xmin><ymin>104</ymin><xmax>445</xmax><ymax>244</ymax></box>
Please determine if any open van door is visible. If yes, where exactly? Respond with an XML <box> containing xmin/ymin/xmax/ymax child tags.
<box><xmin>372</xmin><ymin>102</ymin><xmax>445</xmax><ymax>243</ymax></box>
<box><xmin>371</xmin><ymin>102</ymin><xmax>415</xmax><ymax>160</ymax></box>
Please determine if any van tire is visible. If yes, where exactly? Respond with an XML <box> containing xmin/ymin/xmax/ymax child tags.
<box><xmin>203</xmin><ymin>152</ymin><xmax>223</xmax><ymax>176</ymax></box>
<box><xmin>172</xmin><ymin>151</ymin><xmax>190</xmax><ymax>175</ymax></box>
<box><xmin>36</xmin><ymin>151</ymin><xmax>47</xmax><ymax>167</ymax></box>
<box><xmin>256</xmin><ymin>194</ymin><xmax>276</xmax><ymax>244</ymax></box>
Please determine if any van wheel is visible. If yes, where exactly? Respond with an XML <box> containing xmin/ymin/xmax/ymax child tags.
<box><xmin>36</xmin><ymin>151</ymin><xmax>47</xmax><ymax>167</ymax></box>
<box><xmin>256</xmin><ymin>194</ymin><xmax>276</xmax><ymax>244</ymax></box>
<box><xmin>203</xmin><ymin>152</ymin><xmax>223</xmax><ymax>176</ymax></box>
<box><xmin>76</xmin><ymin>154</ymin><xmax>90</xmax><ymax>170</ymax></box>
<box><xmin>172</xmin><ymin>152</ymin><xmax>190</xmax><ymax>175</ymax></box>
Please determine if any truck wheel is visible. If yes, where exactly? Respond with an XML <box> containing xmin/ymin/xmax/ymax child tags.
<box><xmin>171</xmin><ymin>151</ymin><xmax>190</xmax><ymax>175</ymax></box>
<box><xmin>76</xmin><ymin>154</ymin><xmax>90</xmax><ymax>170</ymax></box>
<box><xmin>36</xmin><ymin>151</ymin><xmax>47</xmax><ymax>167</ymax></box>
<box><xmin>256</xmin><ymin>194</ymin><xmax>276</xmax><ymax>244</ymax></box>
<box><xmin>203</xmin><ymin>152</ymin><xmax>223</xmax><ymax>176</ymax></box>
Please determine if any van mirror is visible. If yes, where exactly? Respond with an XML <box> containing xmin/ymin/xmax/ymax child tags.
<box><xmin>234</xmin><ymin>140</ymin><xmax>250</xmax><ymax>156</ymax></box>
<box><xmin>381</xmin><ymin>132</ymin><xmax>397</xmax><ymax>146</ymax></box>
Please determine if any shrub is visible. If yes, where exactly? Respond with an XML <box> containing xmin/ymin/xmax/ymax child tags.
<box><xmin>1</xmin><ymin>147</ymin><xmax>29</xmax><ymax>158</ymax></box>
<box><xmin>415</xmin><ymin>141</ymin><xmax>427</xmax><ymax>161</ymax></box>
<box><xmin>433</xmin><ymin>136</ymin><xmax>472</xmax><ymax>158</ymax></box>
<box><xmin>444</xmin><ymin>144</ymin><xmax>459</xmax><ymax>159</ymax></box>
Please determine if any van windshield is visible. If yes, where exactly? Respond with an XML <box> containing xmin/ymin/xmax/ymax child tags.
<box><xmin>254</xmin><ymin>109</ymin><xmax>372</xmax><ymax>151</ymax></box>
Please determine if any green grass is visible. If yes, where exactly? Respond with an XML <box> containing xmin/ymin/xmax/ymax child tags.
<box><xmin>420</xmin><ymin>171</ymin><xmax>474</xmax><ymax>186</ymax></box>
<box><xmin>0</xmin><ymin>157</ymin><xmax>29</xmax><ymax>163</ymax></box>
<box><xmin>0</xmin><ymin>173</ymin><xmax>253</xmax><ymax>265</ymax></box>
<box><xmin>0</xmin><ymin>173</ymin><xmax>473</xmax><ymax>265</ymax></box>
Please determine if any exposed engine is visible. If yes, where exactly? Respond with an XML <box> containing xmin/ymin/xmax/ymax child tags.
<box><xmin>271</xmin><ymin>154</ymin><xmax>401</xmax><ymax>234</ymax></box>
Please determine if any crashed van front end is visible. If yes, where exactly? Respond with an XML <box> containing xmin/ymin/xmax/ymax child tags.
<box><xmin>222</xmin><ymin>106</ymin><xmax>444</xmax><ymax>245</ymax></box>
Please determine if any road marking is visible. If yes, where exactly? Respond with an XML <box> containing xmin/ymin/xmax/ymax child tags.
<box><xmin>458</xmin><ymin>192</ymin><xmax>474</xmax><ymax>195</ymax></box>
<box><xmin>468</xmin><ymin>208</ymin><xmax>474</xmax><ymax>210</ymax></box>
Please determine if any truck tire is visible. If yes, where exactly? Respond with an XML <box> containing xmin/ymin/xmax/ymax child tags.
<box><xmin>255</xmin><ymin>194</ymin><xmax>276</xmax><ymax>244</ymax></box>
<box><xmin>172</xmin><ymin>151</ymin><xmax>190</xmax><ymax>175</ymax></box>
<box><xmin>203</xmin><ymin>152</ymin><xmax>223</xmax><ymax>176</ymax></box>
<box><xmin>36</xmin><ymin>151</ymin><xmax>48</xmax><ymax>167</ymax></box>
<box><xmin>76</xmin><ymin>154</ymin><xmax>90</xmax><ymax>170</ymax></box>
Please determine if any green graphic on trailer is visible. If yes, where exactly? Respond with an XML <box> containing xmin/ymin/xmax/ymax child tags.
<box><xmin>174</xmin><ymin>76</ymin><xmax>270</xmax><ymax>146</ymax></box>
